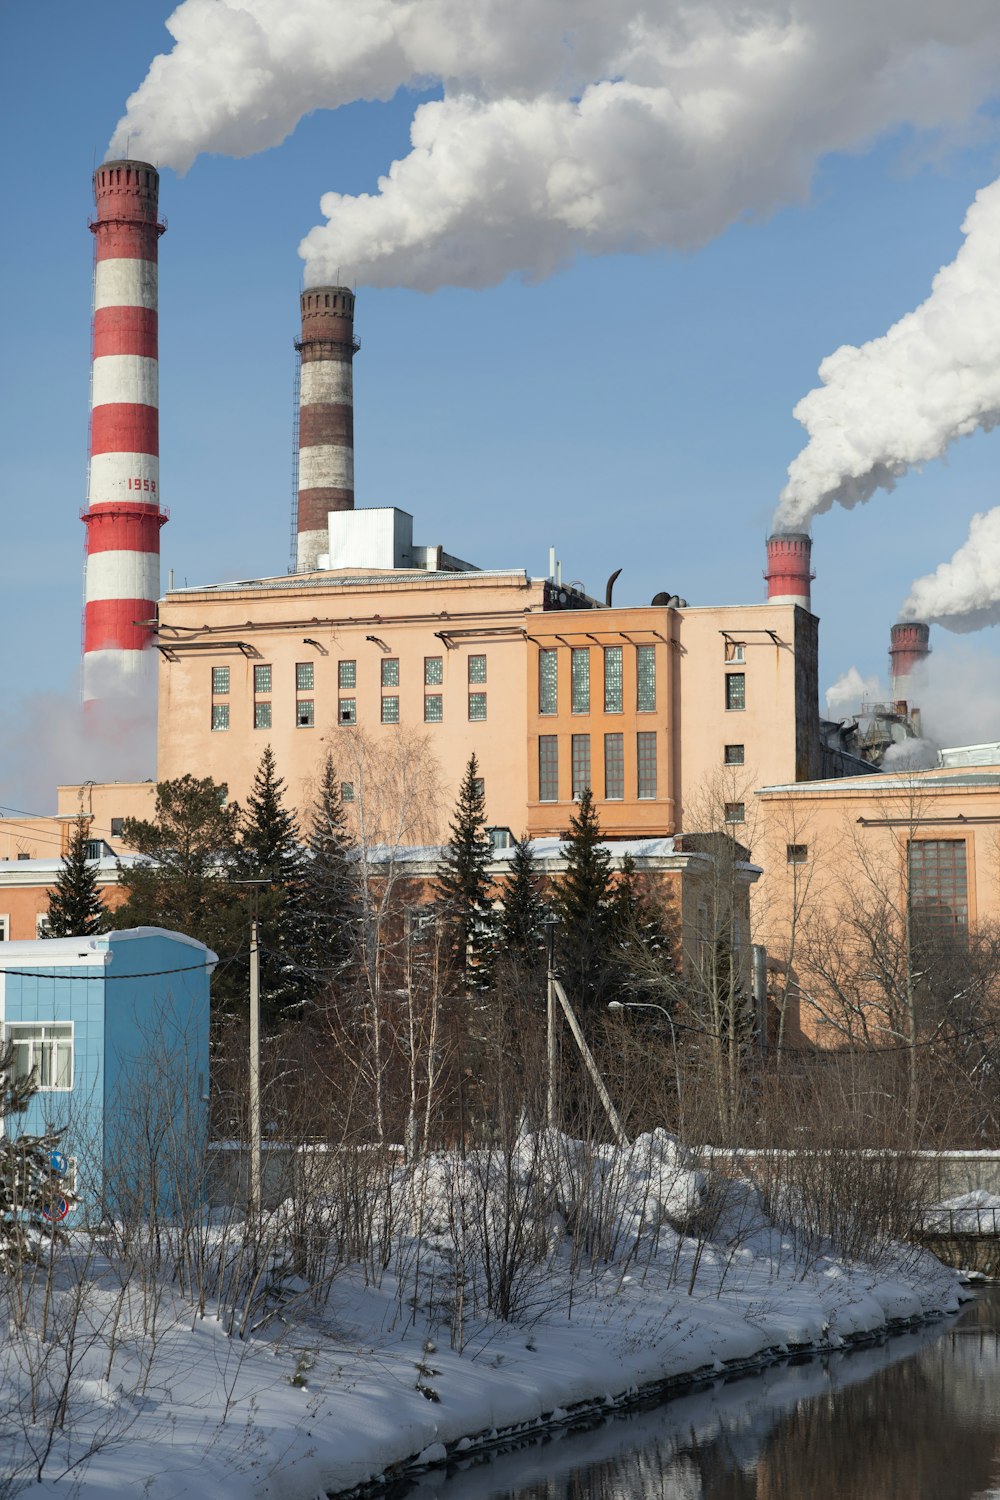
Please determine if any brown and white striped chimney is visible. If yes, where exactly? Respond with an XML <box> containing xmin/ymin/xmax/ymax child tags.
<box><xmin>296</xmin><ymin>286</ymin><xmax>357</xmax><ymax>571</ymax></box>
<box><xmin>889</xmin><ymin>621</ymin><xmax>931</xmax><ymax>697</ymax></box>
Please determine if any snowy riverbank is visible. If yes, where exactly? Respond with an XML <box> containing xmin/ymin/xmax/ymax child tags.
<box><xmin>3</xmin><ymin>1130</ymin><xmax>967</xmax><ymax>1498</ymax></box>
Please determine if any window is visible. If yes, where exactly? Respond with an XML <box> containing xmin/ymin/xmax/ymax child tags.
<box><xmin>253</xmin><ymin>664</ymin><xmax>272</xmax><ymax>695</ymax></box>
<box><xmin>725</xmin><ymin>802</ymin><xmax>745</xmax><ymax>824</ymax></box>
<box><xmin>571</xmin><ymin>648</ymin><xmax>590</xmax><ymax>714</ymax></box>
<box><xmin>424</xmin><ymin>656</ymin><xmax>443</xmax><ymax>686</ymax></box>
<box><xmin>381</xmin><ymin>696</ymin><xmax>400</xmax><ymax>724</ymax></box>
<box><xmin>296</xmin><ymin>662</ymin><xmax>314</xmax><ymax>692</ymax></box>
<box><xmin>254</xmin><ymin>701</ymin><xmax>272</xmax><ymax>730</ymax></box>
<box><xmin>381</xmin><ymin>658</ymin><xmax>399</xmax><ymax>688</ymax></box>
<box><xmin>211</xmin><ymin>666</ymin><xmax>230</xmax><ymax>695</ymax></box>
<box><xmin>472</xmin><ymin>778</ymin><xmax>485</xmax><ymax>800</ymax></box>
<box><xmin>296</xmin><ymin>700</ymin><xmax>315</xmax><ymax>727</ymax></box>
<box><xmin>84</xmin><ymin>840</ymin><xmax>104</xmax><ymax>861</ymax></box>
<box><xmin>35</xmin><ymin>915</ymin><xmax>51</xmax><ymax>936</ymax></box>
<box><xmin>725</xmin><ymin>640</ymin><xmax>745</xmax><ymax>664</ymax></box>
<box><xmin>787</xmin><ymin>844</ymin><xmax>808</xmax><ymax>864</ymax></box>
<box><xmin>637</xmin><ymin>646</ymin><xmax>656</xmax><ymax>712</ymax></box>
<box><xmin>211</xmin><ymin>703</ymin><xmax>230</xmax><ymax>732</ymax></box>
<box><xmin>339</xmin><ymin>660</ymin><xmax>356</xmax><ymax>690</ymax></box>
<box><xmin>909</xmin><ymin>840</ymin><xmax>969</xmax><ymax>934</ymax></box>
<box><xmin>17</xmin><ymin>853</ymin><xmax>29</xmax><ymax>861</ymax></box>
<box><xmin>8</xmin><ymin>1023</ymin><xmax>72</xmax><ymax>1090</ymax></box>
<box><xmin>488</xmin><ymin>827</ymin><xmax>514</xmax><ymax>852</ymax></box>
<box><xmin>468</xmin><ymin>692</ymin><xmax>487</xmax><ymax>721</ymax></box>
<box><xmin>538</xmin><ymin>649</ymin><xmax>558</xmax><ymax>715</ymax></box>
<box><xmin>339</xmin><ymin>699</ymin><xmax>357</xmax><ymax>725</ymax></box>
<box><xmin>637</xmin><ymin>732</ymin><xmax>657</xmax><ymax>799</ymax></box>
<box><xmin>604</xmin><ymin>733</ymin><xmax>624</xmax><ymax>800</ymax></box>
<box><xmin>571</xmin><ymin>734</ymin><xmax>591</xmax><ymax>797</ymax></box>
<box><xmin>0</xmin><ymin>916</ymin><xmax>7</xmax><ymax>941</ymax></box>
<box><xmin>341</xmin><ymin>782</ymin><xmax>355</xmax><ymax>803</ymax></box>
<box><xmin>468</xmin><ymin>655</ymin><xmax>487</xmax><ymax>685</ymax></box>
<box><xmin>724</xmin><ymin>744</ymin><xmax>745</xmax><ymax>765</ymax></box>
<box><xmin>725</xmin><ymin>673</ymin><xmax>746</xmax><ymax>711</ymax></box>
<box><xmin>110</xmin><ymin>818</ymin><xmax>124</xmax><ymax>837</ymax></box>
<box><xmin>539</xmin><ymin>736</ymin><xmax>559</xmax><ymax>802</ymax></box>
<box><xmin>424</xmin><ymin>695</ymin><xmax>443</xmax><ymax>722</ymax></box>
<box><xmin>604</xmin><ymin>647</ymin><xmax>623</xmax><ymax>713</ymax></box>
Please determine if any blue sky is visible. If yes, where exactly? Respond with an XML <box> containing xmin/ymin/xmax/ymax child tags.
<box><xmin>2</xmin><ymin>4</ymin><xmax>999</xmax><ymax>808</ymax></box>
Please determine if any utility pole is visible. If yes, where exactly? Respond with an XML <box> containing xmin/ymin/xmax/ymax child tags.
<box><xmin>545</xmin><ymin>917</ymin><xmax>557</xmax><ymax>1130</ymax></box>
<box><xmin>249</xmin><ymin>914</ymin><xmax>261</xmax><ymax>1219</ymax></box>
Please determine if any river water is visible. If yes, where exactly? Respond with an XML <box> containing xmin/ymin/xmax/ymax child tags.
<box><xmin>402</xmin><ymin>1290</ymin><xmax>1000</xmax><ymax>1500</ymax></box>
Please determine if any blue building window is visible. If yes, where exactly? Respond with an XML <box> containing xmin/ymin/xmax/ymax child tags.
<box><xmin>8</xmin><ymin>1022</ymin><xmax>73</xmax><ymax>1090</ymax></box>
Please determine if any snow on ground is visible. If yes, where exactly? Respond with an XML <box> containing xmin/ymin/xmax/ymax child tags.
<box><xmin>1</xmin><ymin>1129</ymin><xmax>965</xmax><ymax>1498</ymax></box>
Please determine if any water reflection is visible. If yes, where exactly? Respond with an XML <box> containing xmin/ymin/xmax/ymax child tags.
<box><xmin>409</xmin><ymin>1292</ymin><xmax>1000</xmax><ymax>1500</ymax></box>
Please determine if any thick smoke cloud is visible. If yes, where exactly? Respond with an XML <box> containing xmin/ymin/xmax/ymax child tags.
<box><xmin>903</xmin><ymin>507</ymin><xmax>1000</xmax><ymax>631</ymax></box>
<box><xmin>776</xmin><ymin>175</ymin><xmax>1000</xmax><ymax>531</ymax></box>
<box><xmin>111</xmin><ymin>1</ymin><xmax>1000</xmax><ymax>290</ymax></box>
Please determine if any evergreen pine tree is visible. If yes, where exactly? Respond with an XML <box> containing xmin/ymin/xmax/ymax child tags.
<box><xmin>607</xmin><ymin>853</ymin><xmax>676</xmax><ymax>1002</ymax></box>
<box><xmin>45</xmin><ymin>816</ymin><xmax>106</xmax><ymax>938</ymax></box>
<box><xmin>0</xmin><ymin>1042</ymin><xmax>75</xmax><ymax>1268</ymax></box>
<box><xmin>496</xmin><ymin>834</ymin><xmax>550</xmax><ymax>985</ymax></box>
<box><xmin>552</xmin><ymin>789</ymin><xmax>616</xmax><ymax>1009</ymax></box>
<box><xmin>299</xmin><ymin>753</ymin><xmax>359</xmax><ymax>989</ymax></box>
<box><xmin>237</xmin><ymin>746</ymin><xmax>309</xmax><ymax>1024</ymax></box>
<box><xmin>112</xmin><ymin>774</ymin><xmax>246</xmax><ymax>1009</ymax></box>
<box><xmin>436</xmin><ymin>753</ymin><xmax>496</xmax><ymax>991</ymax></box>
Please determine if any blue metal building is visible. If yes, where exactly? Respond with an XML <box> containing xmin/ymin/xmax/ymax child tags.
<box><xmin>0</xmin><ymin>928</ymin><xmax>215</xmax><ymax>1220</ymax></box>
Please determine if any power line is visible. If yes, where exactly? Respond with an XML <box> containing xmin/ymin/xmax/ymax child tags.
<box><xmin>0</xmin><ymin>952</ymin><xmax>240</xmax><ymax>982</ymax></box>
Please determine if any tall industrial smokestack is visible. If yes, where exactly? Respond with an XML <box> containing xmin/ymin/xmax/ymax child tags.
<box><xmin>889</xmin><ymin>621</ymin><xmax>931</xmax><ymax>697</ymax></box>
<box><xmin>765</xmin><ymin>532</ymin><xmax>813</xmax><ymax>610</ymax></box>
<box><xmin>82</xmin><ymin>159</ymin><xmax>166</xmax><ymax>702</ymax></box>
<box><xmin>296</xmin><ymin>286</ymin><xmax>357</xmax><ymax>571</ymax></box>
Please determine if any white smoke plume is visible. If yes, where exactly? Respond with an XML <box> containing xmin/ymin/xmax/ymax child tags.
<box><xmin>776</xmin><ymin>174</ymin><xmax>1000</xmax><ymax>531</ymax></box>
<box><xmin>824</xmin><ymin>666</ymin><xmax>882</xmax><ymax>721</ymax></box>
<box><xmin>111</xmin><ymin>1</ymin><xmax>1000</xmax><ymax>290</ymax></box>
<box><xmin>902</xmin><ymin>507</ymin><xmax>1000</xmax><ymax>632</ymax></box>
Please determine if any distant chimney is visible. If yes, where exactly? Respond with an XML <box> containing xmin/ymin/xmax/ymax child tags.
<box><xmin>889</xmin><ymin>621</ymin><xmax>931</xmax><ymax>696</ymax></box>
<box><xmin>295</xmin><ymin>286</ymin><xmax>358</xmax><ymax>572</ymax></box>
<box><xmin>765</xmin><ymin>533</ymin><xmax>813</xmax><ymax>610</ymax></box>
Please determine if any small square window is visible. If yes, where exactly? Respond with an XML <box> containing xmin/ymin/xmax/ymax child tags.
<box><xmin>254</xmin><ymin>701</ymin><xmax>272</xmax><ymax>730</ymax></box>
<box><xmin>725</xmin><ymin>802</ymin><xmax>745</xmax><ymax>824</ymax></box>
<box><xmin>468</xmin><ymin>655</ymin><xmax>487</xmax><ymax>685</ymax></box>
<box><xmin>296</xmin><ymin>700</ymin><xmax>315</xmax><ymax>727</ymax></box>
<box><xmin>425</xmin><ymin>656</ymin><xmax>443</xmax><ymax>686</ymax></box>
<box><xmin>339</xmin><ymin>660</ymin><xmax>356</xmax><ymax>690</ymax></box>
<box><xmin>725</xmin><ymin>641</ymin><xmax>745</xmax><ymax>664</ymax></box>
<box><xmin>424</xmin><ymin>695</ymin><xmax>443</xmax><ymax>722</ymax></box>
<box><xmin>339</xmin><ymin>698</ymin><xmax>357</xmax><ymax>725</ymax></box>
<box><xmin>469</xmin><ymin>692</ymin><xmax>487</xmax><ymax>721</ymax></box>
<box><xmin>787</xmin><ymin>844</ymin><xmax>808</xmax><ymax>864</ymax></box>
<box><xmin>725</xmin><ymin>673</ymin><xmax>746</xmax><ymax>711</ymax></box>
<box><xmin>110</xmin><ymin>818</ymin><xmax>124</xmax><ymax>837</ymax></box>
<box><xmin>254</xmin><ymin>664</ymin><xmax>272</xmax><ymax>695</ymax></box>
<box><xmin>724</xmin><ymin>744</ymin><xmax>745</xmax><ymax>766</ymax></box>
<box><xmin>472</xmin><ymin>778</ymin><xmax>485</xmax><ymax>799</ymax></box>
<box><xmin>296</xmin><ymin>662</ymin><xmax>314</xmax><ymax>692</ymax></box>
<box><xmin>341</xmin><ymin>781</ymin><xmax>355</xmax><ymax>802</ymax></box>
<box><xmin>381</xmin><ymin>658</ymin><xmax>399</xmax><ymax>688</ymax></box>
<box><xmin>212</xmin><ymin>703</ymin><xmax>230</xmax><ymax>732</ymax></box>
<box><xmin>211</xmin><ymin>666</ymin><xmax>230</xmax><ymax>695</ymax></box>
<box><xmin>381</xmin><ymin>696</ymin><xmax>400</xmax><ymax>724</ymax></box>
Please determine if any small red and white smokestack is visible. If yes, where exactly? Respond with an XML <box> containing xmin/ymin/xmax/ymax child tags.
<box><xmin>765</xmin><ymin>533</ymin><xmax>814</xmax><ymax>610</ymax></box>
<box><xmin>82</xmin><ymin>160</ymin><xmax>166</xmax><ymax>701</ymax></box>
<box><xmin>890</xmin><ymin>621</ymin><xmax>931</xmax><ymax>697</ymax></box>
<box><xmin>296</xmin><ymin>286</ymin><xmax>357</xmax><ymax>571</ymax></box>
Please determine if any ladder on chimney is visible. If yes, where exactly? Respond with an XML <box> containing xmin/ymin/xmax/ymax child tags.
<box><xmin>288</xmin><ymin>347</ymin><xmax>301</xmax><ymax>573</ymax></box>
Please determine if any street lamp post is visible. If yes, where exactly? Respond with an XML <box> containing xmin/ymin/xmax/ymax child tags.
<box><xmin>608</xmin><ymin>1000</ymin><xmax>683</xmax><ymax>1125</ymax></box>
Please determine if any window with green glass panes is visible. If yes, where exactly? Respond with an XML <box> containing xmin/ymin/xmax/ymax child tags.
<box><xmin>571</xmin><ymin>648</ymin><xmax>590</xmax><ymax>714</ymax></box>
<box><xmin>424</xmin><ymin>656</ymin><xmax>443</xmax><ymax>686</ymax></box>
<box><xmin>603</xmin><ymin>647</ymin><xmax>622</xmax><ymax>713</ymax></box>
<box><xmin>636</xmin><ymin>646</ymin><xmax>656</xmax><ymax>711</ymax></box>
<box><xmin>468</xmin><ymin>654</ymin><xmax>487</xmax><ymax>684</ymax></box>
<box><xmin>538</xmin><ymin>649</ymin><xmax>557</xmax><ymax>714</ymax></box>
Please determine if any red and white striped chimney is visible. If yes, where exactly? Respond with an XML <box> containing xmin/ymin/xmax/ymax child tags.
<box><xmin>82</xmin><ymin>159</ymin><xmax>166</xmax><ymax>703</ymax></box>
<box><xmin>765</xmin><ymin>532</ymin><xmax>813</xmax><ymax>610</ymax></box>
<box><xmin>890</xmin><ymin>621</ymin><xmax>931</xmax><ymax>697</ymax></box>
<box><xmin>296</xmin><ymin>286</ymin><xmax>357</xmax><ymax>572</ymax></box>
